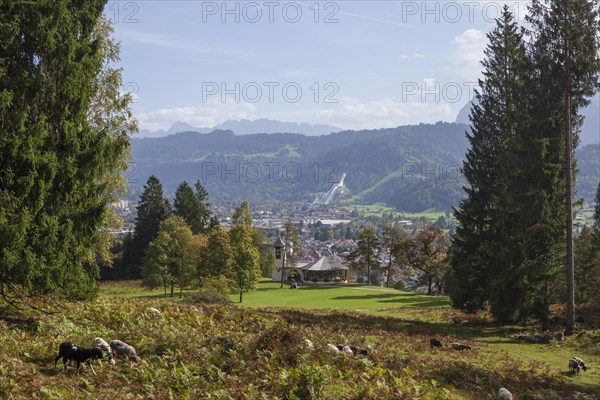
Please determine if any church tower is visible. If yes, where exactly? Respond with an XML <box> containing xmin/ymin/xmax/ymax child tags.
<box><xmin>271</xmin><ymin>237</ymin><xmax>286</xmax><ymax>282</ymax></box>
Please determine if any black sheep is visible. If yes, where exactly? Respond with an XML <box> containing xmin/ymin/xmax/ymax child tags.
<box><xmin>54</xmin><ymin>342</ymin><xmax>103</xmax><ymax>375</ymax></box>
<box><xmin>430</xmin><ymin>338</ymin><xmax>443</xmax><ymax>349</ymax></box>
<box><xmin>451</xmin><ymin>342</ymin><xmax>471</xmax><ymax>351</ymax></box>
<box><xmin>569</xmin><ymin>357</ymin><xmax>588</xmax><ymax>373</ymax></box>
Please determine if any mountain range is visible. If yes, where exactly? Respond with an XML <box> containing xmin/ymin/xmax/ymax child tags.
<box><xmin>138</xmin><ymin>118</ymin><xmax>342</xmax><ymax>138</ymax></box>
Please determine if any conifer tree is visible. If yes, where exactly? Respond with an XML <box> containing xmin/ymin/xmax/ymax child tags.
<box><xmin>0</xmin><ymin>1</ymin><xmax>134</xmax><ymax>302</ymax></box>
<box><xmin>448</xmin><ymin>7</ymin><xmax>530</xmax><ymax>316</ymax></box>
<box><xmin>125</xmin><ymin>176</ymin><xmax>171</xmax><ymax>278</ymax></box>
<box><xmin>174</xmin><ymin>181</ymin><xmax>201</xmax><ymax>233</ymax></box>
<box><xmin>173</xmin><ymin>180</ymin><xmax>215</xmax><ymax>235</ymax></box>
<box><xmin>527</xmin><ymin>0</ymin><xmax>600</xmax><ymax>332</ymax></box>
<box><xmin>194</xmin><ymin>181</ymin><xmax>214</xmax><ymax>232</ymax></box>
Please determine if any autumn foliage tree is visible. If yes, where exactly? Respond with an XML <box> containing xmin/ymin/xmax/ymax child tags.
<box><xmin>141</xmin><ymin>216</ymin><xmax>193</xmax><ymax>298</ymax></box>
<box><xmin>407</xmin><ymin>225</ymin><xmax>449</xmax><ymax>295</ymax></box>
<box><xmin>347</xmin><ymin>228</ymin><xmax>380</xmax><ymax>285</ymax></box>
<box><xmin>229</xmin><ymin>201</ymin><xmax>261</xmax><ymax>303</ymax></box>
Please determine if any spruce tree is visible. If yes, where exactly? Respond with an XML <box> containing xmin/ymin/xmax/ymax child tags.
<box><xmin>527</xmin><ymin>0</ymin><xmax>600</xmax><ymax>333</ymax></box>
<box><xmin>194</xmin><ymin>180</ymin><xmax>213</xmax><ymax>232</ymax></box>
<box><xmin>125</xmin><ymin>176</ymin><xmax>171</xmax><ymax>278</ymax></box>
<box><xmin>0</xmin><ymin>1</ymin><xmax>134</xmax><ymax>302</ymax></box>
<box><xmin>174</xmin><ymin>181</ymin><xmax>201</xmax><ymax>233</ymax></box>
<box><xmin>448</xmin><ymin>7</ymin><xmax>530</xmax><ymax>316</ymax></box>
<box><xmin>173</xmin><ymin>180</ymin><xmax>215</xmax><ymax>234</ymax></box>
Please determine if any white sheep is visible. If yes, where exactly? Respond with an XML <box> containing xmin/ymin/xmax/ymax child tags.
<box><xmin>342</xmin><ymin>345</ymin><xmax>354</xmax><ymax>355</ymax></box>
<box><xmin>304</xmin><ymin>339</ymin><xmax>314</xmax><ymax>349</ymax></box>
<box><xmin>93</xmin><ymin>337</ymin><xmax>115</xmax><ymax>366</ymax></box>
<box><xmin>147</xmin><ymin>307</ymin><xmax>161</xmax><ymax>315</ymax></box>
<box><xmin>498</xmin><ymin>387</ymin><xmax>513</xmax><ymax>400</ymax></box>
<box><xmin>327</xmin><ymin>343</ymin><xmax>340</xmax><ymax>355</ymax></box>
<box><xmin>110</xmin><ymin>340</ymin><xmax>139</xmax><ymax>362</ymax></box>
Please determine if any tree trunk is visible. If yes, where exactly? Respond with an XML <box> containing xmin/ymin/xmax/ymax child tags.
<box><xmin>170</xmin><ymin>283</ymin><xmax>174</xmax><ymax>298</ymax></box>
<box><xmin>386</xmin><ymin>245</ymin><xmax>393</xmax><ymax>288</ymax></box>
<box><xmin>164</xmin><ymin>285</ymin><xmax>167</xmax><ymax>298</ymax></box>
<box><xmin>427</xmin><ymin>278</ymin><xmax>433</xmax><ymax>295</ymax></box>
<box><xmin>179</xmin><ymin>286</ymin><xmax>183</xmax><ymax>298</ymax></box>
<box><xmin>239</xmin><ymin>289</ymin><xmax>243</xmax><ymax>303</ymax></box>
<box><xmin>565</xmin><ymin>85</ymin><xmax>575</xmax><ymax>335</ymax></box>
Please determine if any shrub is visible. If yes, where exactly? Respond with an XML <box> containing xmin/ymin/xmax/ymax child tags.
<box><xmin>188</xmin><ymin>288</ymin><xmax>232</xmax><ymax>304</ymax></box>
<box><xmin>201</xmin><ymin>275</ymin><xmax>231</xmax><ymax>296</ymax></box>
<box><xmin>393</xmin><ymin>280</ymin><xmax>406</xmax><ymax>291</ymax></box>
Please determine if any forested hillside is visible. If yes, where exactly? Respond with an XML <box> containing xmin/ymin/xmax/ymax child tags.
<box><xmin>130</xmin><ymin>123</ymin><xmax>599</xmax><ymax>211</ymax></box>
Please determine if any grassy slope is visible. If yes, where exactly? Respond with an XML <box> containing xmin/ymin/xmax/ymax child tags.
<box><xmin>0</xmin><ymin>281</ymin><xmax>598</xmax><ymax>399</ymax></box>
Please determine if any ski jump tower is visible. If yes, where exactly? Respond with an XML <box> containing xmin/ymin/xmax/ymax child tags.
<box><xmin>314</xmin><ymin>173</ymin><xmax>346</xmax><ymax>205</ymax></box>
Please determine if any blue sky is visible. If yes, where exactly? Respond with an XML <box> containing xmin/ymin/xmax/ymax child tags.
<box><xmin>107</xmin><ymin>1</ymin><xmax>530</xmax><ymax>131</ymax></box>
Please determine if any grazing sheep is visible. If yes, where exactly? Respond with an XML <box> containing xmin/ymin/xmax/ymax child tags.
<box><xmin>327</xmin><ymin>343</ymin><xmax>340</xmax><ymax>355</ymax></box>
<box><xmin>110</xmin><ymin>340</ymin><xmax>138</xmax><ymax>362</ymax></box>
<box><xmin>451</xmin><ymin>342</ymin><xmax>471</xmax><ymax>351</ymax></box>
<box><xmin>573</xmin><ymin>357</ymin><xmax>587</xmax><ymax>371</ymax></box>
<box><xmin>54</xmin><ymin>342</ymin><xmax>103</xmax><ymax>375</ymax></box>
<box><xmin>93</xmin><ymin>337</ymin><xmax>115</xmax><ymax>366</ymax></box>
<box><xmin>304</xmin><ymin>339</ymin><xmax>314</xmax><ymax>349</ymax></box>
<box><xmin>430</xmin><ymin>338</ymin><xmax>443</xmax><ymax>349</ymax></box>
<box><xmin>518</xmin><ymin>334</ymin><xmax>551</xmax><ymax>344</ymax></box>
<box><xmin>498</xmin><ymin>387</ymin><xmax>513</xmax><ymax>400</ymax></box>
<box><xmin>335</xmin><ymin>344</ymin><xmax>369</xmax><ymax>356</ymax></box>
<box><xmin>147</xmin><ymin>307</ymin><xmax>161</xmax><ymax>315</ymax></box>
<box><xmin>569</xmin><ymin>357</ymin><xmax>588</xmax><ymax>373</ymax></box>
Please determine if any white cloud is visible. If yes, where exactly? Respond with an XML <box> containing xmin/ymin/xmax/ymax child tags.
<box><xmin>398</xmin><ymin>53</ymin><xmax>426</xmax><ymax>60</ymax></box>
<box><xmin>451</xmin><ymin>29</ymin><xmax>487</xmax><ymax>81</ymax></box>
<box><xmin>309</xmin><ymin>96</ymin><xmax>455</xmax><ymax>130</ymax></box>
<box><xmin>136</xmin><ymin>100</ymin><xmax>257</xmax><ymax>131</ymax></box>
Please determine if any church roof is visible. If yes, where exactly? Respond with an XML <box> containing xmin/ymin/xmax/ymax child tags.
<box><xmin>302</xmin><ymin>256</ymin><xmax>348</xmax><ymax>271</ymax></box>
<box><xmin>272</xmin><ymin>237</ymin><xmax>285</xmax><ymax>247</ymax></box>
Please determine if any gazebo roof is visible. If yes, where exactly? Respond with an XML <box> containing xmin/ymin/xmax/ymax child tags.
<box><xmin>301</xmin><ymin>256</ymin><xmax>348</xmax><ymax>271</ymax></box>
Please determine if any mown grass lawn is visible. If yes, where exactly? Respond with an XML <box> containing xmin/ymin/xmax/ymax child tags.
<box><xmin>236</xmin><ymin>279</ymin><xmax>449</xmax><ymax>310</ymax></box>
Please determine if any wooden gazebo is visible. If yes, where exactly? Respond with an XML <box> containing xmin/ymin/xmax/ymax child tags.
<box><xmin>302</xmin><ymin>256</ymin><xmax>348</xmax><ymax>284</ymax></box>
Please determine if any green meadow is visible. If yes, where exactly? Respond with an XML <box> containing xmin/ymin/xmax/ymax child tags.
<box><xmin>343</xmin><ymin>204</ymin><xmax>449</xmax><ymax>222</ymax></box>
